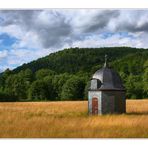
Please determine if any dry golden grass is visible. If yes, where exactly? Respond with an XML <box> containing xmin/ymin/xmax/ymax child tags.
<box><xmin>0</xmin><ymin>100</ymin><xmax>148</xmax><ymax>138</ymax></box>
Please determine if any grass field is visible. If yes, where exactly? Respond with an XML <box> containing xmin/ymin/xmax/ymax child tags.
<box><xmin>0</xmin><ymin>100</ymin><xmax>148</xmax><ymax>138</ymax></box>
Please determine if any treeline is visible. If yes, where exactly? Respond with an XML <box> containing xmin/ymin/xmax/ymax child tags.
<box><xmin>0</xmin><ymin>68</ymin><xmax>89</xmax><ymax>101</ymax></box>
<box><xmin>0</xmin><ymin>47</ymin><xmax>148</xmax><ymax>101</ymax></box>
<box><xmin>112</xmin><ymin>51</ymin><xmax>148</xmax><ymax>99</ymax></box>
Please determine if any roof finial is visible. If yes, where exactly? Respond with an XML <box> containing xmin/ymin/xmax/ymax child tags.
<box><xmin>104</xmin><ymin>54</ymin><xmax>107</xmax><ymax>67</ymax></box>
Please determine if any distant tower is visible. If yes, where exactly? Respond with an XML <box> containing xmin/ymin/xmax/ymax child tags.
<box><xmin>88</xmin><ymin>55</ymin><xmax>126</xmax><ymax>115</ymax></box>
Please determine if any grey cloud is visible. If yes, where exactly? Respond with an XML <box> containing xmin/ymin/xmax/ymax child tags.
<box><xmin>0</xmin><ymin>10</ymin><xmax>72</xmax><ymax>48</ymax></box>
<box><xmin>114</xmin><ymin>10</ymin><xmax>148</xmax><ymax>33</ymax></box>
<box><xmin>2</xmin><ymin>9</ymin><xmax>148</xmax><ymax>71</ymax></box>
<box><xmin>0</xmin><ymin>10</ymin><xmax>121</xmax><ymax>49</ymax></box>
<box><xmin>0</xmin><ymin>10</ymin><xmax>38</xmax><ymax>27</ymax></box>
<box><xmin>35</xmin><ymin>11</ymin><xmax>72</xmax><ymax>48</ymax></box>
<box><xmin>116</xmin><ymin>22</ymin><xmax>148</xmax><ymax>32</ymax></box>
<box><xmin>82</xmin><ymin>10</ymin><xmax>120</xmax><ymax>33</ymax></box>
<box><xmin>2</xmin><ymin>9</ymin><xmax>148</xmax><ymax>50</ymax></box>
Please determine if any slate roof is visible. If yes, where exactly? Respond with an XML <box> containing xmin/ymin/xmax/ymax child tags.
<box><xmin>90</xmin><ymin>55</ymin><xmax>125</xmax><ymax>91</ymax></box>
<box><xmin>91</xmin><ymin>67</ymin><xmax>125</xmax><ymax>91</ymax></box>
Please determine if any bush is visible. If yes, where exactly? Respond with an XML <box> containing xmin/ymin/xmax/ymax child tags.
<box><xmin>61</xmin><ymin>76</ymin><xmax>86</xmax><ymax>100</ymax></box>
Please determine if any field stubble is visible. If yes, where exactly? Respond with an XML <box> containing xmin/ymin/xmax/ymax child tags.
<box><xmin>0</xmin><ymin>100</ymin><xmax>148</xmax><ymax>138</ymax></box>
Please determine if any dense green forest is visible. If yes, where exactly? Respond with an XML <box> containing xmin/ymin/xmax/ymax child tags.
<box><xmin>0</xmin><ymin>47</ymin><xmax>148</xmax><ymax>101</ymax></box>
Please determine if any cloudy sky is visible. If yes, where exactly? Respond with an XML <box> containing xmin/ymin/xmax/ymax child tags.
<box><xmin>0</xmin><ymin>9</ymin><xmax>148</xmax><ymax>71</ymax></box>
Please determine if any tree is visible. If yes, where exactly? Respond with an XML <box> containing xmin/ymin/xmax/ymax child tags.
<box><xmin>119</xmin><ymin>71</ymin><xmax>127</xmax><ymax>84</ymax></box>
<box><xmin>143</xmin><ymin>60</ymin><xmax>148</xmax><ymax>97</ymax></box>
<box><xmin>52</xmin><ymin>73</ymin><xmax>71</xmax><ymax>99</ymax></box>
<box><xmin>84</xmin><ymin>81</ymin><xmax>91</xmax><ymax>100</ymax></box>
<box><xmin>0</xmin><ymin>68</ymin><xmax>12</xmax><ymax>91</ymax></box>
<box><xmin>23</xmin><ymin>68</ymin><xmax>34</xmax><ymax>83</ymax></box>
<box><xmin>5</xmin><ymin>74</ymin><xmax>25</xmax><ymax>100</ymax></box>
<box><xmin>28</xmin><ymin>78</ymin><xmax>55</xmax><ymax>101</ymax></box>
<box><xmin>0</xmin><ymin>91</ymin><xmax>18</xmax><ymax>102</ymax></box>
<box><xmin>4</xmin><ymin>69</ymin><xmax>33</xmax><ymax>100</ymax></box>
<box><xmin>28</xmin><ymin>80</ymin><xmax>48</xmax><ymax>101</ymax></box>
<box><xmin>35</xmin><ymin>69</ymin><xmax>56</xmax><ymax>80</ymax></box>
<box><xmin>125</xmin><ymin>74</ymin><xmax>144</xmax><ymax>99</ymax></box>
<box><xmin>43</xmin><ymin>75</ymin><xmax>57</xmax><ymax>100</ymax></box>
<box><xmin>3</xmin><ymin>68</ymin><xmax>12</xmax><ymax>77</ymax></box>
<box><xmin>61</xmin><ymin>76</ymin><xmax>86</xmax><ymax>100</ymax></box>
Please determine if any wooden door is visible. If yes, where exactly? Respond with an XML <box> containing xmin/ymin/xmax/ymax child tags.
<box><xmin>92</xmin><ymin>97</ymin><xmax>98</xmax><ymax>115</ymax></box>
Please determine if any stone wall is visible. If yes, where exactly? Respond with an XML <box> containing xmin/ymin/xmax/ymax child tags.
<box><xmin>102</xmin><ymin>91</ymin><xmax>126</xmax><ymax>114</ymax></box>
<box><xmin>88</xmin><ymin>91</ymin><xmax>102</xmax><ymax>114</ymax></box>
<box><xmin>88</xmin><ymin>90</ymin><xmax>126</xmax><ymax>115</ymax></box>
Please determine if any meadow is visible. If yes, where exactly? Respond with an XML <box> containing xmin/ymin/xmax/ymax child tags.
<box><xmin>0</xmin><ymin>100</ymin><xmax>148</xmax><ymax>138</ymax></box>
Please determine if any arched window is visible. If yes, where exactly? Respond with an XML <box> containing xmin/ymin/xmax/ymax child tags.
<box><xmin>91</xmin><ymin>79</ymin><xmax>102</xmax><ymax>89</ymax></box>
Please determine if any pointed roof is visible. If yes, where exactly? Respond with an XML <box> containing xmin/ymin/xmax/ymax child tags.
<box><xmin>91</xmin><ymin>55</ymin><xmax>125</xmax><ymax>91</ymax></box>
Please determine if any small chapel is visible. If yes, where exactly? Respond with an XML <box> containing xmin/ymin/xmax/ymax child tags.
<box><xmin>88</xmin><ymin>55</ymin><xmax>126</xmax><ymax>115</ymax></box>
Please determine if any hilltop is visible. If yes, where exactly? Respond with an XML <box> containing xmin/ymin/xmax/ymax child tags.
<box><xmin>0</xmin><ymin>47</ymin><xmax>148</xmax><ymax>101</ymax></box>
<box><xmin>13</xmin><ymin>47</ymin><xmax>146</xmax><ymax>74</ymax></box>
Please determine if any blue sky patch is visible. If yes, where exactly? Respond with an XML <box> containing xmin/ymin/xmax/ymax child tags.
<box><xmin>100</xmin><ymin>32</ymin><xmax>114</xmax><ymax>39</ymax></box>
<box><xmin>100</xmin><ymin>32</ymin><xmax>136</xmax><ymax>39</ymax></box>
<box><xmin>0</xmin><ymin>33</ymin><xmax>18</xmax><ymax>47</ymax></box>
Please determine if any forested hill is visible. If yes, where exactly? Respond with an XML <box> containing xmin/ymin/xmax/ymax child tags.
<box><xmin>13</xmin><ymin>47</ymin><xmax>146</xmax><ymax>74</ymax></box>
<box><xmin>0</xmin><ymin>47</ymin><xmax>148</xmax><ymax>102</ymax></box>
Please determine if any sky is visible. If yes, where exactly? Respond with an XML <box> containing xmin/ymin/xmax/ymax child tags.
<box><xmin>0</xmin><ymin>9</ymin><xmax>148</xmax><ymax>71</ymax></box>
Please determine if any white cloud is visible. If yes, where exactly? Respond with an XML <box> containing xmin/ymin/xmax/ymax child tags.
<box><xmin>7</xmin><ymin>48</ymin><xmax>52</xmax><ymax>65</ymax></box>
<box><xmin>69</xmin><ymin>33</ymin><xmax>144</xmax><ymax>48</ymax></box>
<box><xmin>0</xmin><ymin>50</ymin><xmax>8</xmax><ymax>59</ymax></box>
<box><xmin>0</xmin><ymin>9</ymin><xmax>148</xmax><ymax>71</ymax></box>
